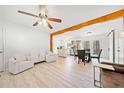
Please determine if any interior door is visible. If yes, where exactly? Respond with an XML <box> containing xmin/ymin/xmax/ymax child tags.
<box><xmin>0</xmin><ymin>23</ymin><xmax>4</xmax><ymax>71</ymax></box>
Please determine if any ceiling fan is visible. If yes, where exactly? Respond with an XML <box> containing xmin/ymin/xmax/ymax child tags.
<box><xmin>18</xmin><ymin>5</ymin><xmax>62</xmax><ymax>29</ymax></box>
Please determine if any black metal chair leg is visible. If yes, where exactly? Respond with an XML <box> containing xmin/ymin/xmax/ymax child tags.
<box><xmin>98</xmin><ymin>58</ymin><xmax>100</xmax><ymax>63</ymax></box>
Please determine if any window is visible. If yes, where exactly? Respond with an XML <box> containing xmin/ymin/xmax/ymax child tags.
<box><xmin>84</xmin><ymin>41</ymin><xmax>90</xmax><ymax>50</ymax></box>
<box><xmin>93</xmin><ymin>40</ymin><xmax>100</xmax><ymax>54</ymax></box>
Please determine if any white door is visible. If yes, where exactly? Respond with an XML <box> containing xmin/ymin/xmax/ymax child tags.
<box><xmin>0</xmin><ymin>23</ymin><xmax>4</xmax><ymax>71</ymax></box>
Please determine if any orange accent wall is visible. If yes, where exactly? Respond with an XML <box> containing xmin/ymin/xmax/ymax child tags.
<box><xmin>50</xmin><ymin>9</ymin><xmax>124</xmax><ymax>51</ymax></box>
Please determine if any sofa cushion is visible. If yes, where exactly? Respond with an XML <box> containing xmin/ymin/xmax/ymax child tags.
<box><xmin>46</xmin><ymin>51</ymin><xmax>53</xmax><ymax>55</ymax></box>
<box><xmin>14</xmin><ymin>55</ymin><xmax>26</xmax><ymax>62</ymax></box>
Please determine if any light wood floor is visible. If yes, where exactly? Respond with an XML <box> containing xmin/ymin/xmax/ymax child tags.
<box><xmin>0</xmin><ymin>56</ymin><xmax>99</xmax><ymax>88</ymax></box>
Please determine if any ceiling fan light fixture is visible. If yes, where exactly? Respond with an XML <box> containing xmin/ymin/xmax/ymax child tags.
<box><xmin>38</xmin><ymin>21</ymin><xmax>42</xmax><ymax>25</ymax></box>
<box><xmin>42</xmin><ymin>18</ymin><xmax>47</xmax><ymax>26</ymax></box>
<box><xmin>18</xmin><ymin>5</ymin><xmax>62</xmax><ymax>29</ymax></box>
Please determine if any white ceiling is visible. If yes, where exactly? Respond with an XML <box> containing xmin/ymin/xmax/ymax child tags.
<box><xmin>0</xmin><ymin>5</ymin><xmax>124</xmax><ymax>33</ymax></box>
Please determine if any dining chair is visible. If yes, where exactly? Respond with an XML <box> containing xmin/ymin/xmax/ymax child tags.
<box><xmin>85</xmin><ymin>49</ymin><xmax>91</xmax><ymax>62</ymax></box>
<box><xmin>91</xmin><ymin>49</ymin><xmax>102</xmax><ymax>63</ymax></box>
<box><xmin>77</xmin><ymin>50</ymin><xmax>86</xmax><ymax>65</ymax></box>
<box><xmin>72</xmin><ymin>47</ymin><xmax>78</xmax><ymax>60</ymax></box>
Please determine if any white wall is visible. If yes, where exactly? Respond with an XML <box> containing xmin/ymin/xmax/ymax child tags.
<box><xmin>2</xmin><ymin>20</ymin><xmax>50</xmax><ymax>71</ymax></box>
<box><xmin>0</xmin><ymin>21</ymin><xmax>4</xmax><ymax>71</ymax></box>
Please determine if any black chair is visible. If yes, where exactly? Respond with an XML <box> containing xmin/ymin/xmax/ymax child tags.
<box><xmin>77</xmin><ymin>50</ymin><xmax>86</xmax><ymax>65</ymax></box>
<box><xmin>91</xmin><ymin>49</ymin><xmax>102</xmax><ymax>63</ymax></box>
<box><xmin>72</xmin><ymin>48</ymin><xmax>78</xmax><ymax>60</ymax></box>
<box><xmin>85</xmin><ymin>49</ymin><xmax>91</xmax><ymax>62</ymax></box>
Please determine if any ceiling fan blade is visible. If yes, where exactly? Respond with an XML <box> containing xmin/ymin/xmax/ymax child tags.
<box><xmin>39</xmin><ymin>5</ymin><xmax>46</xmax><ymax>15</ymax></box>
<box><xmin>18</xmin><ymin>10</ymin><xmax>38</xmax><ymax>17</ymax></box>
<box><xmin>33</xmin><ymin>21</ymin><xmax>40</xmax><ymax>26</ymax></box>
<box><xmin>46</xmin><ymin>21</ymin><xmax>53</xmax><ymax>29</ymax></box>
<box><xmin>48</xmin><ymin>18</ymin><xmax>62</xmax><ymax>23</ymax></box>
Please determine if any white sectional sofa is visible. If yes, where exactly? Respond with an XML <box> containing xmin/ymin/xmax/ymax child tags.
<box><xmin>30</xmin><ymin>51</ymin><xmax>45</xmax><ymax>63</ymax></box>
<box><xmin>8</xmin><ymin>50</ymin><xmax>57</xmax><ymax>74</ymax></box>
<box><xmin>9</xmin><ymin>55</ymin><xmax>34</xmax><ymax>74</ymax></box>
<box><xmin>8</xmin><ymin>50</ymin><xmax>45</xmax><ymax>74</ymax></box>
<box><xmin>45</xmin><ymin>51</ymin><xmax>57</xmax><ymax>62</ymax></box>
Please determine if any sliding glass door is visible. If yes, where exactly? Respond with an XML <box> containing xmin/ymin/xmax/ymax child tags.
<box><xmin>84</xmin><ymin>41</ymin><xmax>90</xmax><ymax>50</ymax></box>
<box><xmin>109</xmin><ymin>30</ymin><xmax>124</xmax><ymax>64</ymax></box>
<box><xmin>115</xmin><ymin>30</ymin><xmax>124</xmax><ymax>64</ymax></box>
<box><xmin>93</xmin><ymin>40</ymin><xmax>100</xmax><ymax>55</ymax></box>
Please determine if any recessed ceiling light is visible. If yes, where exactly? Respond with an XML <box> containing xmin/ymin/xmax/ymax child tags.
<box><xmin>87</xmin><ymin>32</ymin><xmax>92</xmax><ymax>34</ymax></box>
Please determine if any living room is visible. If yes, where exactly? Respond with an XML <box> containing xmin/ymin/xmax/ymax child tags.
<box><xmin>0</xmin><ymin>2</ymin><xmax>124</xmax><ymax>89</ymax></box>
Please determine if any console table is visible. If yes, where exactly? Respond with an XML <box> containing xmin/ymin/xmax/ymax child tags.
<box><xmin>93</xmin><ymin>64</ymin><xmax>115</xmax><ymax>87</ymax></box>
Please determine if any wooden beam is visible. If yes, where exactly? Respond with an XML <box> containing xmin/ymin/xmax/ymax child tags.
<box><xmin>50</xmin><ymin>34</ymin><xmax>53</xmax><ymax>51</ymax></box>
<box><xmin>52</xmin><ymin>9</ymin><xmax>124</xmax><ymax>36</ymax></box>
<box><xmin>123</xmin><ymin>17</ymin><xmax>124</xmax><ymax>30</ymax></box>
